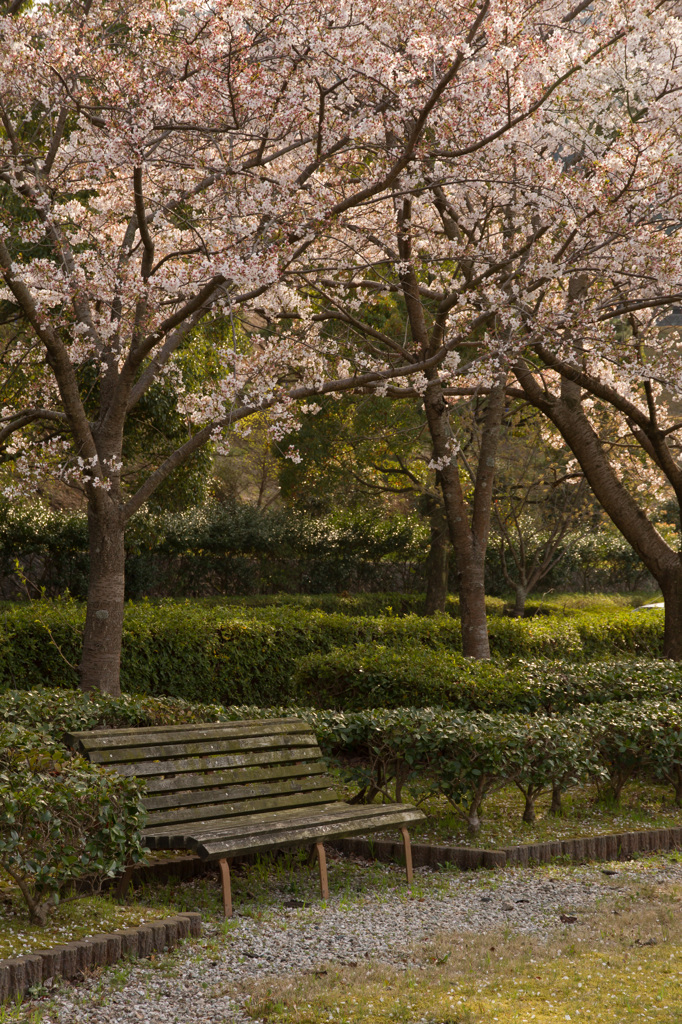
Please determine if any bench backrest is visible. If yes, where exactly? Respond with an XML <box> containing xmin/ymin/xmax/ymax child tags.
<box><xmin>65</xmin><ymin>718</ymin><xmax>338</xmax><ymax>831</ymax></box>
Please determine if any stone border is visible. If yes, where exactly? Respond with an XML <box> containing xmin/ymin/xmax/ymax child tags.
<box><xmin>105</xmin><ymin>825</ymin><xmax>682</xmax><ymax>887</ymax></box>
<box><xmin>0</xmin><ymin>912</ymin><xmax>201</xmax><ymax>1004</ymax></box>
<box><xmin>328</xmin><ymin>825</ymin><xmax>682</xmax><ymax>870</ymax></box>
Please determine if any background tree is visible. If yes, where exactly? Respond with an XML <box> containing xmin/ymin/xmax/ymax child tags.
<box><xmin>491</xmin><ymin>409</ymin><xmax>596</xmax><ymax>616</ymax></box>
<box><xmin>289</xmin><ymin>0</ymin><xmax>682</xmax><ymax>657</ymax></box>
<box><xmin>278</xmin><ymin>394</ymin><xmax>452</xmax><ymax>611</ymax></box>
<box><xmin>0</xmin><ymin>0</ymin><xmax>501</xmax><ymax>692</ymax></box>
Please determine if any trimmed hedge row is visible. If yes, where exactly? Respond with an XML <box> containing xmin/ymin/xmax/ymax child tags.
<box><xmin>4</xmin><ymin>690</ymin><xmax>682</xmax><ymax>838</ymax></box>
<box><xmin>218</xmin><ymin>702</ymin><xmax>682</xmax><ymax>832</ymax></box>
<box><xmin>294</xmin><ymin>648</ymin><xmax>682</xmax><ymax>712</ymax></box>
<box><xmin>0</xmin><ymin>601</ymin><xmax>665</xmax><ymax>704</ymax></box>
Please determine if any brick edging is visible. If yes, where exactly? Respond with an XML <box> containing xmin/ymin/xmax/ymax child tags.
<box><xmin>106</xmin><ymin>824</ymin><xmax>682</xmax><ymax>887</ymax></box>
<box><xmin>0</xmin><ymin>911</ymin><xmax>201</xmax><ymax>1004</ymax></box>
<box><xmin>328</xmin><ymin>825</ymin><xmax>682</xmax><ymax>870</ymax></box>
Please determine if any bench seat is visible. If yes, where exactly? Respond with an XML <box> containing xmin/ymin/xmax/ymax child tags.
<box><xmin>66</xmin><ymin>716</ymin><xmax>425</xmax><ymax>916</ymax></box>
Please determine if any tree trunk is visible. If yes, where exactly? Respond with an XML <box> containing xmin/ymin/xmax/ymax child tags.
<box><xmin>80</xmin><ymin>500</ymin><xmax>126</xmax><ymax>696</ymax></box>
<box><xmin>514</xmin><ymin>584</ymin><xmax>528</xmax><ymax>617</ymax></box>
<box><xmin>549</xmin><ymin>784</ymin><xmax>563</xmax><ymax>817</ymax></box>
<box><xmin>424</xmin><ymin>501</ymin><xmax>449</xmax><ymax>615</ymax></box>
<box><xmin>661</xmin><ymin>569</ymin><xmax>682</xmax><ymax>661</ymax></box>
<box><xmin>456</xmin><ymin>549</ymin><xmax>490</xmax><ymax>658</ymax></box>
<box><xmin>514</xmin><ymin>360</ymin><xmax>682</xmax><ymax>660</ymax></box>
<box><xmin>422</xmin><ymin>378</ymin><xmax>507</xmax><ymax>659</ymax></box>
<box><xmin>522</xmin><ymin>792</ymin><xmax>536</xmax><ymax>823</ymax></box>
<box><xmin>672</xmin><ymin>769</ymin><xmax>682</xmax><ymax>809</ymax></box>
<box><xmin>467</xmin><ymin>797</ymin><xmax>482</xmax><ymax>834</ymax></box>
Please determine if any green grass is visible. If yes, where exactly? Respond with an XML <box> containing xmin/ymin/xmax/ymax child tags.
<box><xmin>524</xmin><ymin>590</ymin><xmax>662</xmax><ymax>614</ymax></box>
<box><xmin>7</xmin><ymin>849</ymin><xmax>682</xmax><ymax>1023</ymax></box>
<box><xmin>0</xmin><ymin>880</ymin><xmax>176</xmax><ymax>960</ymax></box>
<box><xmin>331</xmin><ymin>774</ymin><xmax>682</xmax><ymax>850</ymax></box>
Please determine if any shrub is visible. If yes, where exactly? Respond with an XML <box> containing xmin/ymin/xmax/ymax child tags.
<box><xmin>293</xmin><ymin>644</ymin><xmax>531</xmax><ymax>710</ymax></box>
<box><xmin>6</xmin><ymin>691</ymin><xmax>682</xmax><ymax>841</ymax></box>
<box><xmin>641</xmin><ymin>703</ymin><xmax>682</xmax><ymax>806</ymax></box>
<box><xmin>294</xmin><ymin>647</ymin><xmax>682</xmax><ymax>713</ymax></box>
<box><xmin>566</xmin><ymin>704</ymin><xmax>654</xmax><ymax>804</ymax></box>
<box><xmin>0</xmin><ymin>688</ymin><xmax>228</xmax><ymax>738</ymax></box>
<box><xmin>506</xmin><ymin>715</ymin><xmax>601</xmax><ymax>822</ymax></box>
<box><xmin>0</xmin><ymin>600</ymin><xmax>666</xmax><ymax>705</ymax></box>
<box><xmin>0</xmin><ymin>723</ymin><xmax>147</xmax><ymax>924</ymax></box>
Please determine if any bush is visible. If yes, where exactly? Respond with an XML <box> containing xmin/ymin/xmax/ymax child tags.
<box><xmin>0</xmin><ymin>688</ymin><xmax>228</xmax><ymax>738</ymax></box>
<box><xmin>0</xmin><ymin>723</ymin><xmax>147</xmax><ymax>924</ymax></box>
<box><xmin>0</xmin><ymin>600</ymin><xmax>666</xmax><ymax>705</ymax></box>
<box><xmin>0</xmin><ymin>503</ymin><xmax>428</xmax><ymax>600</ymax></box>
<box><xmin>294</xmin><ymin>644</ymin><xmax>535</xmax><ymax>710</ymax></box>
<box><xmin>294</xmin><ymin>647</ymin><xmax>682</xmax><ymax>713</ymax></box>
<box><xmin>6</xmin><ymin>690</ymin><xmax>682</xmax><ymax>841</ymax></box>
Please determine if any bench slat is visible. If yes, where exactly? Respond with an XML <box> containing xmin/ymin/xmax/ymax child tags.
<box><xmin>66</xmin><ymin>717</ymin><xmax>301</xmax><ymax>744</ymax></box>
<box><xmin>147</xmin><ymin>801</ymin><xmax>418</xmax><ymax>841</ymax></box>
<box><xmin>109</xmin><ymin>745</ymin><xmax>322</xmax><ymax>778</ymax></box>
<box><xmin>88</xmin><ymin>731</ymin><xmax>320</xmax><ymax>765</ymax></box>
<box><xmin>142</xmin><ymin>761</ymin><xmax>328</xmax><ymax>795</ymax></box>
<box><xmin>143</xmin><ymin>773</ymin><xmax>331</xmax><ymax>811</ymax></box>
<box><xmin>146</xmin><ymin>801</ymin><xmax>344</xmax><ymax>839</ymax></box>
<box><xmin>145</xmin><ymin>804</ymin><xmax>424</xmax><ymax>857</ymax></box>
<box><xmin>190</xmin><ymin>802</ymin><xmax>416</xmax><ymax>839</ymax></box>
<box><xmin>197</xmin><ymin>808</ymin><xmax>425</xmax><ymax>859</ymax></box>
<box><xmin>67</xmin><ymin>719</ymin><xmax>310</xmax><ymax>752</ymax></box>
<box><xmin>145</xmin><ymin>788</ymin><xmax>339</xmax><ymax>827</ymax></box>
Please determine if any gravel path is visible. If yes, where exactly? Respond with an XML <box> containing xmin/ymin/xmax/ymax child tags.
<box><xmin>36</xmin><ymin>854</ymin><xmax>681</xmax><ymax>1024</ymax></box>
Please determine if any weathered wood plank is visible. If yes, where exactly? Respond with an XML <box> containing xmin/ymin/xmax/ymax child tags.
<box><xmin>145</xmin><ymin>788</ymin><xmax>339</xmax><ymax>827</ymax></box>
<box><xmin>88</xmin><ymin>731</ymin><xmax>320</xmax><ymax>765</ymax></box>
<box><xmin>197</xmin><ymin>810</ymin><xmax>426</xmax><ymax>859</ymax></box>
<box><xmin>107</xmin><ymin>745</ymin><xmax>322</xmax><ymax>778</ymax></box>
<box><xmin>87</xmin><ymin>733</ymin><xmax>319</xmax><ymax>765</ymax></box>
<box><xmin>68</xmin><ymin>720</ymin><xmax>310</xmax><ymax>752</ymax></box>
<box><xmin>190</xmin><ymin>803</ymin><xmax>421</xmax><ymax>839</ymax></box>
<box><xmin>143</xmin><ymin>774</ymin><xmax>331</xmax><ymax>811</ymax></box>
<box><xmin>147</xmin><ymin>801</ymin><xmax>421</xmax><ymax>841</ymax></box>
<box><xmin>65</xmin><ymin>717</ymin><xmax>301</xmax><ymax>745</ymax></box>
<box><xmin>146</xmin><ymin>801</ymin><xmax>344</xmax><ymax>840</ymax></box>
<box><xmin>142</xmin><ymin>761</ymin><xmax>327</xmax><ymax>795</ymax></box>
<box><xmin>153</xmin><ymin>808</ymin><xmax>426</xmax><ymax>858</ymax></box>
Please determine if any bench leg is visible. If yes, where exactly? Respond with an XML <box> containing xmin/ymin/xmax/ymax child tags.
<box><xmin>115</xmin><ymin>863</ymin><xmax>135</xmax><ymax>901</ymax></box>
<box><xmin>315</xmin><ymin>842</ymin><xmax>329</xmax><ymax>900</ymax></box>
<box><xmin>219</xmin><ymin>858</ymin><xmax>232</xmax><ymax>919</ymax></box>
<box><xmin>401</xmin><ymin>827</ymin><xmax>413</xmax><ymax>886</ymax></box>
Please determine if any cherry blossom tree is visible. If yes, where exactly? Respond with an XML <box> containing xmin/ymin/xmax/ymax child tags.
<box><xmin>1</xmin><ymin>0</ymin><xmax>506</xmax><ymax>692</ymax></box>
<box><xmin>2</xmin><ymin>0</ymin><xmax>681</xmax><ymax>697</ymax></box>
<box><xmin>283</xmin><ymin>0</ymin><xmax>682</xmax><ymax>657</ymax></box>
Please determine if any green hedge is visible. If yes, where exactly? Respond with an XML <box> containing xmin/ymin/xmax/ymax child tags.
<box><xmin>0</xmin><ymin>600</ymin><xmax>665</xmax><ymax>705</ymax></box>
<box><xmin>294</xmin><ymin>648</ymin><xmax>682</xmax><ymax>712</ymax></box>
<box><xmin>5</xmin><ymin>690</ymin><xmax>682</xmax><ymax>839</ymax></box>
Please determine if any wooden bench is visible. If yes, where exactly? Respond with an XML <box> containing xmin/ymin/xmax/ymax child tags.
<box><xmin>66</xmin><ymin>717</ymin><xmax>425</xmax><ymax>917</ymax></box>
